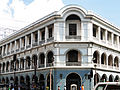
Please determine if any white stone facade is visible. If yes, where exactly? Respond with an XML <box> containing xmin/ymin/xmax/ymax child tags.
<box><xmin>0</xmin><ymin>5</ymin><xmax>120</xmax><ymax>90</ymax></box>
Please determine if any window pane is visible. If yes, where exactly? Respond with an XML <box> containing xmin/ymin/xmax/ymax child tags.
<box><xmin>41</xmin><ymin>31</ymin><xmax>45</xmax><ymax>40</ymax></box>
<box><xmin>48</xmin><ymin>28</ymin><xmax>52</xmax><ymax>38</ymax></box>
<box><xmin>69</xmin><ymin>24</ymin><xmax>77</xmax><ymax>35</ymax></box>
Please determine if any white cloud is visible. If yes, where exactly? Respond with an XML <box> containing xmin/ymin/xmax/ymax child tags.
<box><xmin>0</xmin><ymin>0</ymin><xmax>64</xmax><ymax>30</ymax></box>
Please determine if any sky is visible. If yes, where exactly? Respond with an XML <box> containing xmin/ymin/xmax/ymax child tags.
<box><xmin>0</xmin><ymin>0</ymin><xmax>120</xmax><ymax>30</ymax></box>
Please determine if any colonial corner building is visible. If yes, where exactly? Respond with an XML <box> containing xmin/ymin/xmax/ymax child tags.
<box><xmin>0</xmin><ymin>5</ymin><xmax>120</xmax><ymax>90</ymax></box>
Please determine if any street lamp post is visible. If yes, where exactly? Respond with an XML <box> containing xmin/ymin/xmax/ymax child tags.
<box><xmin>92</xmin><ymin>58</ymin><xmax>97</xmax><ymax>85</ymax></box>
<box><xmin>94</xmin><ymin>64</ymin><xmax>97</xmax><ymax>85</ymax></box>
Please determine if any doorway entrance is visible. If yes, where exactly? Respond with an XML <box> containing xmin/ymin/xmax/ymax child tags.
<box><xmin>66</xmin><ymin>73</ymin><xmax>81</xmax><ymax>90</ymax></box>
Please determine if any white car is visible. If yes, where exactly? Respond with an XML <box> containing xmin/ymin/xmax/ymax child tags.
<box><xmin>94</xmin><ymin>82</ymin><xmax>120</xmax><ymax>90</ymax></box>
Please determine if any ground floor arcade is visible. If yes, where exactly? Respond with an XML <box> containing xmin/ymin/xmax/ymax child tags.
<box><xmin>0</xmin><ymin>68</ymin><xmax>120</xmax><ymax>90</ymax></box>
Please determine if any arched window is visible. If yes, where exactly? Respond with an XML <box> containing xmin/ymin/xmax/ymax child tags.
<box><xmin>94</xmin><ymin>73</ymin><xmax>100</xmax><ymax>86</ymax></box>
<box><xmin>93</xmin><ymin>51</ymin><xmax>99</xmax><ymax>63</ymax></box>
<box><xmin>100</xmin><ymin>74</ymin><xmax>107</xmax><ymax>82</ymax></box>
<box><xmin>6</xmin><ymin>61</ymin><xmax>9</xmax><ymax>72</ymax></box>
<box><xmin>26</xmin><ymin>56</ymin><xmax>31</xmax><ymax>69</ymax></box>
<box><xmin>66</xmin><ymin>50</ymin><xmax>81</xmax><ymax>66</ymax></box>
<box><xmin>101</xmin><ymin>53</ymin><xmax>106</xmax><ymax>65</ymax></box>
<box><xmin>10</xmin><ymin>60</ymin><xmax>14</xmax><ymax>71</ymax></box>
<box><xmin>20</xmin><ymin>58</ymin><xmax>24</xmax><ymax>70</ymax></box>
<box><xmin>114</xmin><ymin>57</ymin><xmax>119</xmax><ymax>68</ymax></box>
<box><xmin>109</xmin><ymin>75</ymin><xmax>114</xmax><ymax>82</ymax></box>
<box><xmin>32</xmin><ymin>55</ymin><xmax>38</xmax><ymax>68</ymax></box>
<box><xmin>47</xmin><ymin>51</ymin><xmax>54</xmax><ymax>67</ymax></box>
<box><xmin>108</xmin><ymin>55</ymin><xmax>113</xmax><ymax>66</ymax></box>
<box><xmin>114</xmin><ymin>75</ymin><xmax>119</xmax><ymax>82</ymax></box>
<box><xmin>16</xmin><ymin>60</ymin><xmax>19</xmax><ymax>71</ymax></box>
<box><xmin>0</xmin><ymin>63</ymin><xmax>1</xmax><ymax>73</ymax></box>
<box><xmin>66</xmin><ymin>14</ymin><xmax>81</xmax><ymax>39</ymax></box>
<box><xmin>2</xmin><ymin>62</ymin><xmax>5</xmax><ymax>72</ymax></box>
<box><xmin>39</xmin><ymin>53</ymin><xmax>45</xmax><ymax>68</ymax></box>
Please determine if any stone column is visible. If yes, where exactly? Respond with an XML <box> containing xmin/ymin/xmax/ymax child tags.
<box><xmin>24</xmin><ymin>57</ymin><xmax>26</xmax><ymax>70</ymax></box>
<box><xmin>20</xmin><ymin>38</ymin><xmax>22</xmax><ymax>49</ymax></box>
<box><xmin>10</xmin><ymin>43</ymin><xmax>12</xmax><ymax>53</ymax></box>
<box><xmin>6</xmin><ymin>44</ymin><xmax>8</xmax><ymax>55</ymax></box>
<box><xmin>4</xmin><ymin>61</ymin><xmax>6</xmax><ymax>73</ymax></box>
<box><xmin>45</xmin><ymin>27</ymin><xmax>48</xmax><ymax>42</ymax></box>
<box><xmin>105</xmin><ymin>30</ymin><xmax>107</xmax><ymax>43</ymax></box>
<box><xmin>38</xmin><ymin>30</ymin><xmax>40</xmax><ymax>44</ymax></box>
<box><xmin>15</xmin><ymin>40</ymin><xmax>16</xmax><ymax>51</ymax></box>
<box><xmin>106</xmin><ymin>55</ymin><xmax>108</xmax><ymax>68</ymax></box>
<box><xmin>25</xmin><ymin>36</ymin><xmax>27</xmax><ymax>49</ymax></box>
<box><xmin>111</xmin><ymin>33</ymin><xmax>113</xmax><ymax>45</ymax></box>
<box><xmin>2</xmin><ymin>46</ymin><xmax>4</xmax><ymax>56</ymax></box>
<box><xmin>99</xmin><ymin>53</ymin><xmax>101</xmax><ymax>68</ymax></box>
<box><xmin>98</xmin><ymin>27</ymin><xmax>101</xmax><ymax>41</ymax></box>
<box><xmin>30</xmin><ymin>56</ymin><xmax>32</xmax><ymax>69</ymax></box>
<box><xmin>87</xmin><ymin>22</ymin><xmax>93</xmax><ymax>41</ymax></box>
<box><xmin>31</xmin><ymin>33</ymin><xmax>33</xmax><ymax>47</ymax></box>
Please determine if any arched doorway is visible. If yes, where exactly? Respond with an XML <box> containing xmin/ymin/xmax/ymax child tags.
<box><xmin>94</xmin><ymin>73</ymin><xmax>100</xmax><ymax>86</ymax></box>
<box><xmin>6</xmin><ymin>77</ymin><xmax>9</xmax><ymax>85</ymax></box>
<box><xmin>66</xmin><ymin>73</ymin><xmax>81</xmax><ymax>90</ymax></box>
<box><xmin>101</xmin><ymin>74</ymin><xmax>107</xmax><ymax>82</ymax></box>
<box><xmin>2</xmin><ymin>78</ymin><xmax>5</xmax><ymax>84</ymax></box>
<box><xmin>109</xmin><ymin>75</ymin><xmax>114</xmax><ymax>82</ymax></box>
<box><xmin>20</xmin><ymin>76</ymin><xmax>25</xmax><ymax>90</ymax></box>
<box><xmin>6</xmin><ymin>77</ymin><xmax>9</xmax><ymax>89</ymax></box>
<box><xmin>39</xmin><ymin>74</ymin><xmax>45</xmax><ymax>90</ymax></box>
<box><xmin>47</xmin><ymin>74</ymin><xmax>53</xmax><ymax>90</ymax></box>
<box><xmin>32</xmin><ymin>75</ymin><xmax>38</xmax><ymax>89</ymax></box>
<box><xmin>10</xmin><ymin>77</ymin><xmax>14</xmax><ymax>85</ymax></box>
<box><xmin>114</xmin><ymin>75</ymin><xmax>119</xmax><ymax>82</ymax></box>
<box><xmin>26</xmin><ymin>75</ymin><xmax>30</xmax><ymax>90</ymax></box>
<box><xmin>14</xmin><ymin>76</ymin><xmax>18</xmax><ymax>89</ymax></box>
